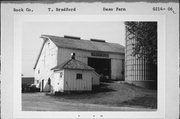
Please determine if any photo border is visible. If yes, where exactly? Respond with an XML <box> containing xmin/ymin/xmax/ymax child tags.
<box><xmin>13</xmin><ymin>15</ymin><xmax>165</xmax><ymax>119</ymax></box>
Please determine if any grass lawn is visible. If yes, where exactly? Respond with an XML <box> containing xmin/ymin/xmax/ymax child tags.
<box><xmin>47</xmin><ymin>82</ymin><xmax>157</xmax><ymax>109</ymax></box>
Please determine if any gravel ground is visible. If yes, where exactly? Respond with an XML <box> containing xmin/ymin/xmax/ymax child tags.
<box><xmin>22</xmin><ymin>82</ymin><xmax>157</xmax><ymax>111</ymax></box>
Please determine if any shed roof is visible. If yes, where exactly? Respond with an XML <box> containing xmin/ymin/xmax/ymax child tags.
<box><xmin>51</xmin><ymin>58</ymin><xmax>94</xmax><ymax>71</ymax></box>
<box><xmin>41</xmin><ymin>35</ymin><xmax>125</xmax><ymax>54</ymax></box>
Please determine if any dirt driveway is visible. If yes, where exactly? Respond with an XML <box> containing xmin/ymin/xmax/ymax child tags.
<box><xmin>22</xmin><ymin>92</ymin><xmax>155</xmax><ymax>111</ymax></box>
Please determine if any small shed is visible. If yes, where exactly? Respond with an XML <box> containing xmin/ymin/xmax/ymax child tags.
<box><xmin>50</xmin><ymin>53</ymin><xmax>100</xmax><ymax>93</ymax></box>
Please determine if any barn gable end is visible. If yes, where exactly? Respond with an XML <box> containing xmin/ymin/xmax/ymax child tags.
<box><xmin>34</xmin><ymin>37</ymin><xmax>58</xmax><ymax>91</ymax></box>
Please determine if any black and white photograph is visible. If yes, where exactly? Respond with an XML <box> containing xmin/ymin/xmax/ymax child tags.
<box><xmin>21</xmin><ymin>21</ymin><xmax>157</xmax><ymax>111</ymax></box>
<box><xmin>1</xmin><ymin>1</ymin><xmax>179</xmax><ymax>119</ymax></box>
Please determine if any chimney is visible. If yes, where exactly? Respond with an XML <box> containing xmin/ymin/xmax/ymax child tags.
<box><xmin>71</xmin><ymin>52</ymin><xmax>75</xmax><ymax>59</ymax></box>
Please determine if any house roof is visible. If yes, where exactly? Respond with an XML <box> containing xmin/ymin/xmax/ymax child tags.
<box><xmin>41</xmin><ymin>35</ymin><xmax>125</xmax><ymax>54</ymax></box>
<box><xmin>51</xmin><ymin>58</ymin><xmax>94</xmax><ymax>71</ymax></box>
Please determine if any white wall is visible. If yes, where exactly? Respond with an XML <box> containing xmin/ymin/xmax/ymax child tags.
<box><xmin>64</xmin><ymin>69</ymin><xmax>92</xmax><ymax>91</ymax></box>
<box><xmin>57</xmin><ymin>48</ymin><xmax>89</xmax><ymax>65</ymax></box>
<box><xmin>35</xmin><ymin>43</ymin><xmax>124</xmax><ymax>92</ymax></box>
<box><xmin>50</xmin><ymin>70</ymin><xmax>64</xmax><ymax>93</ymax></box>
<box><xmin>34</xmin><ymin>39</ymin><xmax>58</xmax><ymax>91</ymax></box>
<box><xmin>110</xmin><ymin>53</ymin><xmax>125</xmax><ymax>80</ymax></box>
<box><xmin>111</xmin><ymin>59</ymin><xmax>124</xmax><ymax>80</ymax></box>
<box><xmin>58</xmin><ymin>48</ymin><xmax>125</xmax><ymax>80</ymax></box>
<box><xmin>92</xmin><ymin>71</ymin><xmax>100</xmax><ymax>85</ymax></box>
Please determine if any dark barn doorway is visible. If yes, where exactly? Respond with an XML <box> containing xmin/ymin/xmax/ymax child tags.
<box><xmin>88</xmin><ymin>57</ymin><xmax>111</xmax><ymax>80</ymax></box>
<box><xmin>41</xmin><ymin>79</ymin><xmax>44</xmax><ymax>92</ymax></box>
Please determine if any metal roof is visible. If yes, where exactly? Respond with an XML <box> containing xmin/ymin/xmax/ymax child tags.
<box><xmin>41</xmin><ymin>35</ymin><xmax>125</xmax><ymax>54</ymax></box>
<box><xmin>51</xmin><ymin>58</ymin><xmax>94</xmax><ymax>71</ymax></box>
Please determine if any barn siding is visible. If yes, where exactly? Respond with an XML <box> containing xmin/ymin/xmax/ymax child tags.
<box><xmin>34</xmin><ymin>39</ymin><xmax>58</xmax><ymax>91</ymax></box>
<box><xmin>57</xmin><ymin>48</ymin><xmax>88</xmax><ymax>65</ymax></box>
<box><xmin>110</xmin><ymin>53</ymin><xmax>125</xmax><ymax>80</ymax></box>
<box><xmin>92</xmin><ymin>71</ymin><xmax>100</xmax><ymax>85</ymax></box>
<box><xmin>64</xmin><ymin>69</ymin><xmax>92</xmax><ymax>91</ymax></box>
<box><xmin>111</xmin><ymin>59</ymin><xmax>123</xmax><ymax>80</ymax></box>
<box><xmin>58</xmin><ymin>48</ymin><xmax>124</xmax><ymax>80</ymax></box>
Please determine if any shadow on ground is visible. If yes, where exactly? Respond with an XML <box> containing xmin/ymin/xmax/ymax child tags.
<box><xmin>120</xmin><ymin>95</ymin><xmax>157</xmax><ymax>108</ymax></box>
<box><xmin>48</xmin><ymin>83</ymin><xmax>116</xmax><ymax>99</ymax></box>
<box><xmin>92</xmin><ymin>83</ymin><xmax>116</xmax><ymax>93</ymax></box>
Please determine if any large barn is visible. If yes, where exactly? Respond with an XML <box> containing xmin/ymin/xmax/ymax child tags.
<box><xmin>33</xmin><ymin>35</ymin><xmax>125</xmax><ymax>92</ymax></box>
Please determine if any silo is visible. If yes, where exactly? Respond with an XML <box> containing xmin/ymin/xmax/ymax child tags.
<box><xmin>125</xmin><ymin>24</ymin><xmax>157</xmax><ymax>89</ymax></box>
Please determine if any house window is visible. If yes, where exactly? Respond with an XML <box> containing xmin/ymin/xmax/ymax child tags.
<box><xmin>76</xmin><ymin>73</ymin><xmax>82</xmax><ymax>80</ymax></box>
<box><xmin>38</xmin><ymin>70</ymin><xmax>40</xmax><ymax>74</ymax></box>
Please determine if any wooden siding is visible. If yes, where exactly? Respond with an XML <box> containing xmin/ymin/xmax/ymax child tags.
<box><xmin>42</xmin><ymin>35</ymin><xmax>125</xmax><ymax>54</ymax></box>
<box><xmin>64</xmin><ymin>69</ymin><xmax>92</xmax><ymax>91</ymax></box>
<box><xmin>110</xmin><ymin>53</ymin><xmax>125</xmax><ymax>80</ymax></box>
<box><xmin>92</xmin><ymin>71</ymin><xmax>100</xmax><ymax>85</ymax></box>
<box><xmin>57</xmin><ymin>48</ymin><xmax>88</xmax><ymax>65</ymax></box>
<box><xmin>111</xmin><ymin>59</ymin><xmax>124</xmax><ymax>80</ymax></box>
<box><xmin>34</xmin><ymin>37</ymin><xmax>125</xmax><ymax>92</ymax></box>
<box><xmin>34</xmin><ymin>39</ymin><xmax>58</xmax><ymax>91</ymax></box>
<box><xmin>58</xmin><ymin>48</ymin><xmax>124</xmax><ymax>80</ymax></box>
<box><xmin>50</xmin><ymin>70</ymin><xmax>64</xmax><ymax>93</ymax></box>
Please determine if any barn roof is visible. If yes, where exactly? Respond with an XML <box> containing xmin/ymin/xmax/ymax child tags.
<box><xmin>34</xmin><ymin>35</ymin><xmax>125</xmax><ymax>69</ymax></box>
<box><xmin>41</xmin><ymin>35</ymin><xmax>125</xmax><ymax>54</ymax></box>
<box><xmin>51</xmin><ymin>59</ymin><xmax>94</xmax><ymax>71</ymax></box>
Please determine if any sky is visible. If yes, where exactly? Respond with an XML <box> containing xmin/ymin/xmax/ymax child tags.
<box><xmin>22</xmin><ymin>22</ymin><xmax>125</xmax><ymax>77</ymax></box>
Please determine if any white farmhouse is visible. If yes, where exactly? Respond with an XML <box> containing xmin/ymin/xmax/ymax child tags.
<box><xmin>33</xmin><ymin>35</ymin><xmax>125</xmax><ymax>92</ymax></box>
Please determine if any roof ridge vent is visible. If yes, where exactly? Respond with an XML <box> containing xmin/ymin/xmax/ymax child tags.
<box><xmin>90</xmin><ymin>38</ymin><xmax>106</xmax><ymax>43</ymax></box>
<box><xmin>64</xmin><ymin>35</ymin><xmax>81</xmax><ymax>40</ymax></box>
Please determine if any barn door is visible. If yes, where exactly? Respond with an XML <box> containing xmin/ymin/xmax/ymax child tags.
<box><xmin>41</xmin><ymin>80</ymin><xmax>44</xmax><ymax>92</ymax></box>
<box><xmin>48</xmin><ymin>78</ymin><xmax>51</xmax><ymax>92</ymax></box>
